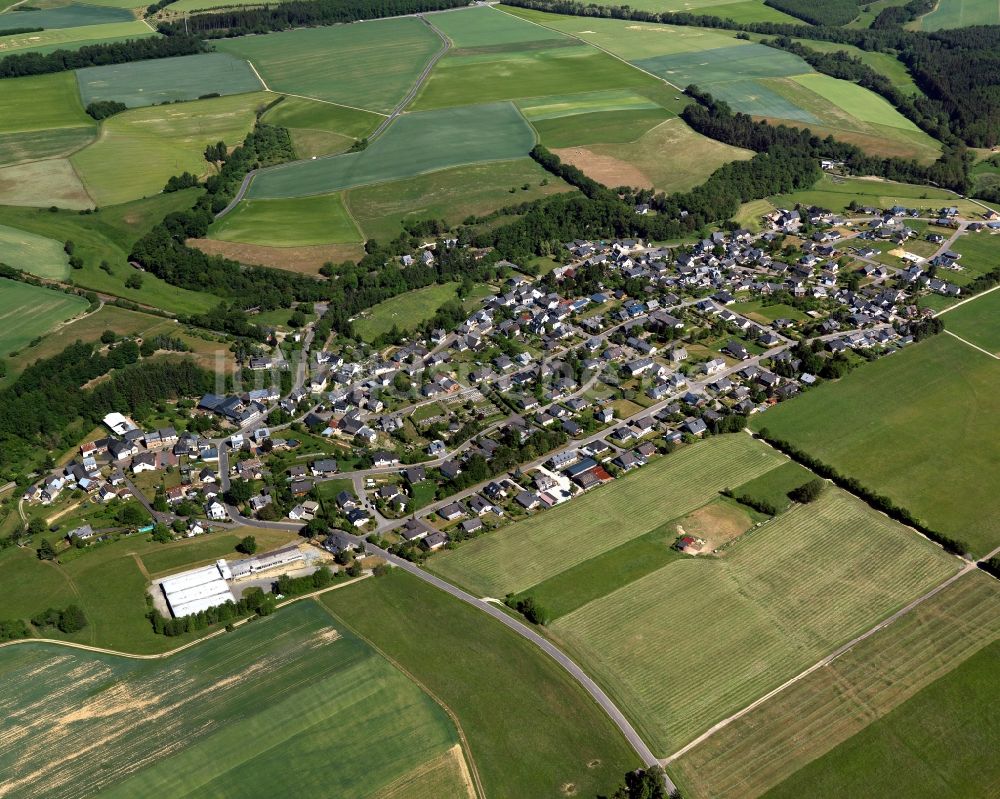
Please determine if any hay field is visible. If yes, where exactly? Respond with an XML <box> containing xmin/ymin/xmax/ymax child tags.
<box><xmin>550</xmin><ymin>489</ymin><xmax>957</xmax><ymax>755</ymax></box>
<box><xmin>939</xmin><ymin>285</ymin><xmax>1000</xmax><ymax>356</ymax></box>
<box><xmin>0</xmin><ymin>278</ymin><xmax>88</xmax><ymax>356</ymax></box>
<box><xmin>0</xmin><ymin>602</ymin><xmax>460</xmax><ymax>799</ymax></box>
<box><xmin>209</xmin><ymin>193</ymin><xmax>362</xmax><ymax>247</ymax></box>
<box><xmin>672</xmin><ymin>570</ymin><xmax>1000</xmax><ymax>798</ymax></box>
<box><xmin>429</xmin><ymin>435</ymin><xmax>785</xmax><ymax>597</ymax></box>
<box><xmin>0</xmin><ymin>158</ymin><xmax>93</xmax><ymax>209</ymax></box>
<box><xmin>750</xmin><ymin>334</ymin><xmax>1000</xmax><ymax>555</ymax></box>
<box><xmin>771</xmin><ymin>173</ymin><xmax>980</xmax><ymax>214</ymax></box>
<box><xmin>0</xmin><ymin>223</ymin><xmax>69</xmax><ymax>279</ymax></box>
<box><xmin>215</xmin><ymin>19</ymin><xmax>441</xmax><ymax>113</ymax></box>
<box><xmin>71</xmin><ymin>92</ymin><xmax>268</xmax><ymax>206</ymax></box>
<box><xmin>76</xmin><ymin>52</ymin><xmax>263</xmax><ymax>108</ymax></box>
<box><xmin>249</xmin><ymin>102</ymin><xmax>536</xmax><ymax>198</ymax></box>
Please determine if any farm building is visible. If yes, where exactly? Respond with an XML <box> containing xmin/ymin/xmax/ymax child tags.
<box><xmin>160</xmin><ymin>563</ymin><xmax>237</xmax><ymax>618</ymax></box>
<box><xmin>227</xmin><ymin>545</ymin><xmax>304</xmax><ymax>579</ymax></box>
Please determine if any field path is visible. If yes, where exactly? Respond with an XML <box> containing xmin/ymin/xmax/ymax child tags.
<box><xmin>944</xmin><ymin>330</ymin><xmax>1000</xmax><ymax>360</ymax></box>
<box><xmin>933</xmin><ymin>281</ymin><xmax>1000</xmax><ymax>317</ymax></box>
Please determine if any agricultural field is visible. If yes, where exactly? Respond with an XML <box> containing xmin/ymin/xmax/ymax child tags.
<box><xmin>751</xmin><ymin>334</ymin><xmax>1000</xmax><ymax>555</ymax></box>
<box><xmin>429</xmin><ymin>435</ymin><xmax>786</xmax><ymax>597</ymax></box>
<box><xmin>591</xmin><ymin>0</ymin><xmax>802</xmax><ymax>23</ymax></box>
<box><xmin>0</xmin><ymin>72</ymin><xmax>95</xmax><ymax>168</ymax></box>
<box><xmin>248</xmin><ymin>102</ymin><xmax>536</xmax><ymax>198</ymax></box>
<box><xmin>916</xmin><ymin>0</ymin><xmax>1000</xmax><ymax>28</ymax></box>
<box><xmin>519</xmin><ymin>89</ymin><xmax>675</xmax><ymax>147</ymax></box>
<box><xmin>776</xmin><ymin>36</ymin><xmax>921</xmax><ymax>95</ymax></box>
<box><xmin>215</xmin><ymin>18</ymin><xmax>442</xmax><ymax>113</ymax></box>
<box><xmin>261</xmin><ymin>96</ymin><xmax>382</xmax><ymax>159</ymax></box>
<box><xmin>209</xmin><ymin>193</ymin><xmax>362</xmax><ymax>247</ymax></box>
<box><xmin>0</xmin><ymin>157</ymin><xmax>93</xmax><ymax>209</ymax></box>
<box><xmin>322</xmin><ymin>569</ymin><xmax>641</xmax><ymax>799</ymax></box>
<box><xmin>671</xmin><ymin>570</ymin><xmax>1000</xmax><ymax>798</ymax></box>
<box><xmin>0</xmin><ymin>20</ymin><xmax>151</xmax><ymax>55</ymax></box>
<box><xmin>431</xmin><ymin>3</ymin><xmax>570</xmax><ymax>47</ymax></box>
<box><xmin>0</xmin><ymin>223</ymin><xmax>69</xmax><ymax>279</ymax></box>
<box><xmin>0</xmin><ymin>3</ymin><xmax>135</xmax><ymax>29</ymax></box>
<box><xmin>166</xmin><ymin>0</ymin><xmax>298</xmax><ymax>10</ymax></box>
<box><xmin>945</xmin><ymin>229</ymin><xmax>1000</xmax><ymax>286</ymax></box>
<box><xmin>71</xmin><ymin>92</ymin><xmax>269</xmax><ymax>207</ymax></box>
<box><xmin>549</xmin><ymin>488</ymin><xmax>957</xmax><ymax>755</ymax></box>
<box><xmin>0</xmin><ymin>279</ymin><xmax>88</xmax><ymax>357</ymax></box>
<box><xmin>0</xmin><ymin>601</ymin><xmax>467</xmax><ymax>799</ymax></box>
<box><xmin>552</xmin><ymin>117</ymin><xmax>753</xmax><ymax>192</ymax></box>
<box><xmin>344</xmin><ymin>157</ymin><xmax>573</xmax><ymax>241</ymax></box>
<box><xmin>76</xmin><ymin>52</ymin><xmax>263</xmax><ymax>108</ymax></box>
<box><xmin>729</xmin><ymin>459</ymin><xmax>815</xmax><ymax>512</ymax></box>
<box><xmin>771</xmin><ymin>173</ymin><xmax>986</xmax><ymax>215</ymax></box>
<box><xmin>939</xmin><ymin>287</ymin><xmax>1000</xmax><ymax>356</ymax></box>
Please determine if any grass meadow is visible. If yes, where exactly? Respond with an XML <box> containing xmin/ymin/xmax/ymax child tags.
<box><xmin>71</xmin><ymin>92</ymin><xmax>268</xmax><ymax>207</ymax></box>
<box><xmin>215</xmin><ymin>19</ymin><xmax>441</xmax><ymax>113</ymax></box>
<box><xmin>947</xmin><ymin>230</ymin><xmax>1000</xmax><ymax>286</ymax></box>
<box><xmin>261</xmin><ymin>95</ymin><xmax>383</xmax><ymax>159</ymax></box>
<box><xmin>76</xmin><ymin>52</ymin><xmax>263</xmax><ymax>108</ymax></box>
<box><xmin>0</xmin><ymin>279</ymin><xmax>88</xmax><ymax>356</ymax></box>
<box><xmin>429</xmin><ymin>435</ymin><xmax>785</xmax><ymax>597</ymax></box>
<box><xmin>771</xmin><ymin>174</ymin><xmax>979</xmax><ymax>214</ymax></box>
<box><xmin>0</xmin><ymin>601</ymin><xmax>463</xmax><ymax>799</ymax></box>
<box><xmin>322</xmin><ymin>569</ymin><xmax>641</xmax><ymax>799</ymax></box>
<box><xmin>730</xmin><ymin>459</ymin><xmax>815</xmax><ymax>512</ymax></box>
<box><xmin>0</xmin><ymin>157</ymin><xmax>94</xmax><ymax>209</ymax></box>
<box><xmin>672</xmin><ymin>570</ymin><xmax>1000</xmax><ymax>798</ymax></box>
<box><xmin>345</xmin><ymin>157</ymin><xmax>572</xmax><ymax>240</ymax></box>
<box><xmin>940</xmin><ymin>286</ymin><xmax>1000</xmax><ymax>355</ymax></box>
<box><xmin>550</xmin><ymin>489</ymin><xmax>957</xmax><ymax>755</ymax></box>
<box><xmin>751</xmin><ymin>334</ymin><xmax>1000</xmax><ymax>555</ymax></box>
<box><xmin>0</xmin><ymin>223</ymin><xmax>69</xmax><ymax>279</ymax></box>
<box><xmin>210</xmin><ymin>193</ymin><xmax>362</xmax><ymax>247</ymax></box>
<box><xmin>249</xmin><ymin>102</ymin><xmax>536</xmax><ymax>198</ymax></box>
<box><xmin>917</xmin><ymin>0</ymin><xmax>1000</xmax><ymax>28</ymax></box>
<box><xmin>353</xmin><ymin>282</ymin><xmax>466</xmax><ymax>342</ymax></box>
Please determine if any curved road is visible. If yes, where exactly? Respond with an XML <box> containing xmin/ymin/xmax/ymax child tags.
<box><xmin>215</xmin><ymin>14</ymin><xmax>451</xmax><ymax>220</ymax></box>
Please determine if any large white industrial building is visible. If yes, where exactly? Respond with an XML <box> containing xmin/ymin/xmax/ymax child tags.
<box><xmin>160</xmin><ymin>563</ymin><xmax>237</xmax><ymax>618</ymax></box>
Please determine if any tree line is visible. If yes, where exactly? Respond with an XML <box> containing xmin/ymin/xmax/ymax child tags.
<box><xmin>0</xmin><ymin>35</ymin><xmax>204</xmax><ymax>79</ymax></box>
<box><xmin>764</xmin><ymin>0</ymin><xmax>859</xmax><ymax>27</ymax></box>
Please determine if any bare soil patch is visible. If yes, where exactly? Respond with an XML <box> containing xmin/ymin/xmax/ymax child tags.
<box><xmin>188</xmin><ymin>238</ymin><xmax>365</xmax><ymax>274</ymax></box>
<box><xmin>675</xmin><ymin>499</ymin><xmax>755</xmax><ymax>551</ymax></box>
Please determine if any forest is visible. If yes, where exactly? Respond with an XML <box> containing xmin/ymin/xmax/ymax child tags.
<box><xmin>764</xmin><ymin>0</ymin><xmax>860</xmax><ymax>27</ymax></box>
<box><xmin>0</xmin><ymin>35</ymin><xmax>204</xmax><ymax>79</ymax></box>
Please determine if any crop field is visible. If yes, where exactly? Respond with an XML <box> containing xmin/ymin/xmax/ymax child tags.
<box><xmin>780</xmin><ymin>37</ymin><xmax>920</xmax><ymax>95</ymax></box>
<box><xmin>431</xmin><ymin>4</ymin><xmax>570</xmax><ymax>47</ymax></box>
<box><xmin>430</xmin><ymin>435</ymin><xmax>785</xmax><ymax>597</ymax></box>
<box><xmin>249</xmin><ymin>102</ymin><xmax>536</xmax><ymax>198</ymax></box>
<box><xmin>550</xmin><ymin>488</ymin><xmax>957</xmax><ymax>755</ymax></box>
<box><xmin>167</xmin><ymin>0</ymin><xmax>298</xmax><ymax>10</ymax></box>
<box><xmin>0</xmin><ymin>157</ymin><xmax>93</xmax><ymax>209</ymax></box>
<box><xmin>261</xmin><ymin>96</ymin><xmax>382</xmax><ymax>159</ymax></box>
<box><xmin>210</xmin><ymin>193</ymin><xmax>362</xmax><ymax>247</ymax></box>
<box><xmin>0</xmin><ymin>278</ymin><xmax>88</xmax><ymax>356</ymax></box>
<box><xmin>939</xmin><ymin>287</ymin><xmax>1000</xmax><ymax>356</ymax></box>
<box><xmin>0</xmin><ymin>72</ymin><xmax>94</xmax><ymax>163</ymax></box>
<box><xmin>0</xmin><ymin>601</ymin><xmax>463</xmax><ymax>799</ymax></box>
<box><xmin>345</xmin><ymin>157</ymin><xmax>572</xmax><ymax>240</ymax></box>
<box><xmin>9</xmin><ymin>29</ymin><xmax>156</xmax><ymax>56</ymax></box>
<box><xmin>0</xmin><ymin>3</ymin><xmax>134</xmax><ymax>29</ymax></box>
<box><xmin>71</xmin><ymin>92</ymin><xmax>269</xmax><ymax>206</ymax></box>
<box><xmin>751</xmin><ymin>334</ymin><xmax>1000</xmax><ymax>556</ymax></box>
<box><xmin>946</xmin><ymin>230</ymin><xmax>1000</xmax><ymax>286</ymax></box>
<box><xmin>672</xmin><ymin>570</ymin><xmax>1000</xmax><ymax>798</ymax></box>
<box><xmin>0</xmin><ymin>126</ymin><xmax>95</xmax><ymax>168</ymax></box>
<box><xmin>0</xmin><ymin>223</ymin><xmax>69</xmax><ymax>279</ymax></box>
<box><xmin>354</xmin><ymin>282</ymin><xmax>466</xmax><ymax>342</ymax></box>
<box><xmin>0</xmin><ymin>20</ymin><xmax>151</xmax><ymax>55</ymax></box>
<box><xmin>553</xmin><ymin>117</ymin><xmax>752</xmax><ymax>192</ymax></box>
<box><xmin>587</xmin><ymin>0</ymin><xmax>802</xmax><ymax>23</ymax></box>
<box><xmin>76</xmin><ymin>52</ymin><xmax>263</xmax><ymax>108</ymax></box>
<box><xmin>215</xmin><ymin>19</ymin><xmax>441</xmax><ymax>113</ymax></box>
<box><xmin>918</xmin><ymin>0</ymin><xmax>1000</xmax><ymax>28</ymax></box>
<box><xmin>322</xmin><ymin>569</ymin><xmax>641</xmax><ymax>799</ymax></box>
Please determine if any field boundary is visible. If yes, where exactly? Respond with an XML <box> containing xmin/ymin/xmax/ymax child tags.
<box><xmin>934</xmin><ymin>281</ymin><xmax>1000</xmax><ymax>317</ymax></box>
<box><xmin>944</xmin><ymin>329</ymin><xmax>1000</xmax><ymax>360</ymax></box>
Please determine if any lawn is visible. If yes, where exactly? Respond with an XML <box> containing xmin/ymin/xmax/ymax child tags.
<box><xmin>550</xmin><ymin>488</ymin><xmax>957</xmax><ymax>756</ymax></box>
<box><xmin>939</xmin><ymin>287</ymin><xmax>1000</xmax><ymax>356</ymax></box>
<box><xmin>0</xmin><ymin>278</ymin><xmax>88</xmax><ymax>356</ymax></box>
<box><xmin>215</xmin><ymin>18</ymin><xmax>441</xmax><ymax>114</ymax></box>
<box><xmin>0</xmin><ymin>601</ymin><xmax>463</xmax><ymax>799</ymax></box>
<box><xmin>261</xmin><ymin>95</ymin><xmax>382</xmax><ymax>159</ymax></box>
<box><xmin>71</xmin><ymin>92</ymin><xmax>268</xmax><ymax>207</ymax></box>
<box><xmin>321</xmin><ymin>569</ymin><xmax>641</xmax><ymax>799</ymax></box>
<box><xmin>249</xmin><ymin>102</ymin><xmax>537</xmax><ymax>198</ymax></box>
<box><xmin>671</xmin><ymin>569</ymin><xmax>1000</xmax><ymax>798</ymax></box>
<box><xmin>76</xmin><ymin>52</ymin><xmax>263</xmax><ymax>108</ymax></box>
<box><xmin>552</xmin><ymin>117</ymin><xmax>753</xmax><ymax>192</ymax></box>
<box><xmin>354</xmin><ymin>282</ymin><xmax>465</xmax><ymax>342</ymax></box>
<box><xmin>429</xmin><ymin>435</ymin><xmax>786</xmax><ymax>597</ymax></box>
<box><xmin>0</xmin><ymin>222</ymin><xmax>69</xmax><ymax>279</ymax></box>
<box><xmin>0</xmin><ymin>191</ymin><xmax>217</xmax><ymax>316</ymax></box>
<box><xmin>917</xmin><ymin>0</ymin><xmax>1000</xmax><ymax>28</ymax></box>
<box><xmin>765</xmin><ymin>637</ymin><xmax>1000</xmax><ymax>799</ymax></box>
<box><xmin>751</xmin><ymin>334</ymin><xmax>1000</xmax><ymax>556</ymax></box>
<box><xmin>729</xmin><ymin>459</ymin><xmax>815</xmax><ymax>512</ymax></box>
<box><xmin>345</xmin><ymin>157</ymin><xmax>573</xmax><ymax>241</ymax></box>
<box><xmin>209</xmin><ymin>193</ymin><xmax>362</xmax><ymax>247</ymax></box>
<box><xmin>0</xmin><ymin>20</ymin><xmax>151</xmax><ymax>55</ymax></box>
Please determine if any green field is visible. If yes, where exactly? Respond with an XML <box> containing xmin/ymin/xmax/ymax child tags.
<box><xmin>0</xmin><ymin>126</ymin><xmax>95</xmax><ymax>168</ymax></box>
<box><xmin>261</xmin><ymin>95</ymin><xmax>382</xmax><ymax>159</ymax></box>
<box><xmin>751</xmin><ymin>334</ymin><xmax>1000</xmax><ymax>556</ymax></box>
<box><xmin>780</xmin><ymin>36</ymin><xmax>920</xmax><ymax>95</ymax></box>
<box><xmin>5</xmin><ymin>29</ymin><xmax>156</xmax><ymax>56</ymax></box>
<box><xmin>249</xmin><ymin>102</ymin><xmax>536</xmax><ymax>198</ymax></box>
<box><xmin>215</xmin><ymin>18</ymin><xmax>441</xmax><ymax>113</ymax></box>
<box><xmin>730</xmin><ymin>459</ymin><xmax>815</xmax><ymax>512</ymax></box>
<box><xmin>940</xmin><ymin>288</ymin><xmax>1000</xmax><ymax>355</ymax></box>
<box><xmin>0</xmin><ymin>157</ymin><xmax>94</xmax><ymax>209</ymax></box>
<box><xmin>354</xmin><ymin>282</ymin><xmax>466</xmax><ymax>342</ymax></box>
<box><xmin>0</xmin><ymin>3</ymin><xmax>134</xmax><ymax>29</ymax></box>
<box><xmin>918</xmin><ymin>0</ymin><xmax>1000</xmax><ymax>28</ymax></box>
<box><xmin>579</xmin><ymin>0</ymin><xmax>801</xmax><ymax>23</ymax></box>
<box><xmin>71</xmin><ymin>92</ymin><xmax>269</xmax><ymax>206</ymax></box>
<box><xmin>730</xmin><ymin>298</ymin><xmax>809</xmax><ymax>323</ymax></box>
<box><xmin>550</xmin><ymin>488</ymin><xmax>957</xmax><ymax>755</ymax></box>
<box><xmin>0</xmin><ymin>72</ymin><xmax>95</xmax><ymax>167</ymax></box>
<box><xmin>322</xmin><ymin>569</ymin><xmax>641</xmax><ymax>798</ymax></box>
<box><xmin>167</xmin><ymin>0</ymin><xmax>298</xmax><ymax>10</ymax></box>
<box><xmin>771</xmin><ymin>173</ymin><xmax>978</xmax><ymax>214</ymax></box>
<box><xmin>946</xmin><ymin>230</ymin><xmax>1000</xmax><ymax>286</ymax></box>
<box><xmin>0</xmin><ymin>223</ymin><xmax>70</xmax><ymax>279</ymax></box>
<box><xmin>210</xmin><ymin>193</ymin><xmax>362</xmax><ymax>247</ymax></box>
<box><xmin>345</xmin><ymin>157</ymin><xmax>573</xmax><ymax>240</ymax></box>
<box><xmin>0</xmin><ymin>601</ymin><xmax>464</xmax><ymax>799</ymax></box>
<box><xmin>0</xmin><ymin>278</ymin><xmax>88</xmax><ymax>356</ymax></box>
<box><xmin>0</xmin><ymin>192</ymin><xmax>218</xmax><ymax>316</ymax></box>
<box><xmin>76</xmin><ymin>52</ymin><xmax>263</xmax><ymax>108</ymax></box>
<box><xmin>766</xmin><ymin>637</ymin><xmax>1000</xmax><ymax>799</ymax></box>
<box><xmin>430</xmin><ymin>435</ymin><xmax>785</xmax><ymax>597</ymax></box>
<box><xmin>431</xmin><ymin>4</ymin><xmax>570</xmax><ymax>47</ymax></box>
<box><xmin>673</xmin><ymin>570</ymin><xmax>1000</xmax><ymax>798</ymax></box>
<box><xmin>0</xmin><ymin>20</ymin><xmax>151</xmax><ymax>56</ymax></box>
<box><xmin>553</xmin><ymin>117</ymin><xmax>753</xmax><ymax>192</ymax></box>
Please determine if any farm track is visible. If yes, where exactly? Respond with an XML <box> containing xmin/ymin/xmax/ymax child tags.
<box><xmin>214</xmin><ymin>13</ymin><xmax>451</xmax><ymax>220</ymax></box>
